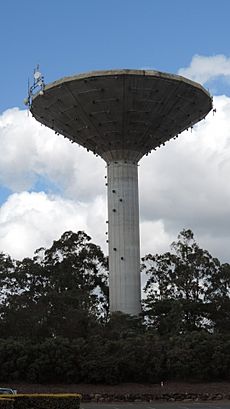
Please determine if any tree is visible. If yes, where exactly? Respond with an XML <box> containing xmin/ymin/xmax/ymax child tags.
<box><xmin>0</xmin><ymin>231</ymin><xmax>109</xmax><ymax>339</ymax></box>
<box><xmin>142</xmin><ymin>229</ymin><xmax>226</xmax><ymax>334</ymax></box>
<box><xmin>39</xmin><ymin>231</ymin><xmax>109</xmax><ymax>319</ymax></box>
<box><xmin>206</xmin><ymin>262</ymin><xmax>230</xmax><ymax>333</ymax></box>
<box><xmin>0</xmin><ymin>252</ymin><xmax>18</xmax><ymax>303</ymax></box>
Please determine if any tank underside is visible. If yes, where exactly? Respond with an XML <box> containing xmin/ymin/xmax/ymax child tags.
<box><xmin>31</xmin><ymin>69</ymin><xmax>212</xmax><ymax>162</ymax></box>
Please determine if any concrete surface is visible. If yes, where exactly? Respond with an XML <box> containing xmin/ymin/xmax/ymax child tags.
<box><xmin>31</xmin><ymin>69</ymin><xmax>212</xmax><ymax>162</ymax></box>
<box><xmin>107</xmin><ymin>161</ymin><xmax>141</xmax><ymax>314</ymax></box>
<box><xmin>31</xmin><ymin>69</ymin><xmax>212</xmax><ymax>315</ymax></box>
<box><xmin>81</xmin><ymin>402</ymin><xmax>230</xmax><ymax>409</ymax></box>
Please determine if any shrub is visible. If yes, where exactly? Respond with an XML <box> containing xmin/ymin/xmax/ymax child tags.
<box><xmin>0</xmin><ymin>398</ymin><xmax>14</xmax><ymax>409</ymax></box>
<box><xmin>0</xmin><ymin>394</ymin><xmax>81</xmax><ymax>409</ymax></box>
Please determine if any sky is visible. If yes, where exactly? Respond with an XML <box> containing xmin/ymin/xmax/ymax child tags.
<box><xmin>1</xmin><ymin>0</ymin><xmax>230</xmax><ymax>272</ymax></box>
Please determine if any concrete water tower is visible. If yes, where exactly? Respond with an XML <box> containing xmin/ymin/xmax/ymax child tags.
<box><xmin>30</xmin><ymin>69</ymin><xmax>212</xmax><ymax>315</ymax></box>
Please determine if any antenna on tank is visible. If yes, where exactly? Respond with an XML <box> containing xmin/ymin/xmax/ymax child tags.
<box><xmin>24</xmin><ymin>64</ymin><xmax>45</xmax><ymax>108</ymax></box>
<box><xmin>26</xmin><ymin>77</ymin><xmax>30</xmax><ymax>116</ymax></box>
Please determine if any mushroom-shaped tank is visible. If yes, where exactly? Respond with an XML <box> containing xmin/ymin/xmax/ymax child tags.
<box><xmin>31</xmin><ymin>69</ymin><xmax>212</xmax><ymax>162</ymax></box>
<box><xmin>30</xmin><ymin>70</ymin><xmax>212</xmax><ymax>316</ymax></box>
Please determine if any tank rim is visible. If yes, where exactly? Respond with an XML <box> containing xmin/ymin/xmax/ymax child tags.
<box><xmin>32</xmin><ymin>68</ymin><xmax>211</xmax><ymax>100</ymax></box>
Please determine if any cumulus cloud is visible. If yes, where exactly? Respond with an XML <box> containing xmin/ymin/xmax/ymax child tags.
<box><xmin>0</xmin><ymin>191</ymin><xmax>106</xmax><ymax>260</ymax></box>
<box><xmin>1</xmin><ymin>67</ymin><xmax>230</xmax><ymax>263</ymax></box>
<box><xmin>178</xmin><ymin>54</ymin><xmax>230</xmax><ymax>85</ymax></box>
<box><xmin>139</xmin><ymin>95</ymin><xmax>230</xmax><ymax>261</ymax></box>
<box><xmin>0</xmin><ymin>108</ymin><xmax>105</xmax><ymax>201</ymax></box>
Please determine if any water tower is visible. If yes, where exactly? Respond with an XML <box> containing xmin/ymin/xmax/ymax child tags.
<box><xmin>29</xmin><ymin>69</ymin><xmax>212</xmax><ymax>315</ymax></box>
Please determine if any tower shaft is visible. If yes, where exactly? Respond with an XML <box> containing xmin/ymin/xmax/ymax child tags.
<box><xmin>107</xmin><ymin>161</ymin><xmax>141</xmax><ymax>315</ymax></box>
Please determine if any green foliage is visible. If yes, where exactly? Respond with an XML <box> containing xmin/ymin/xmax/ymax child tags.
<box><xmin>6</xmin><ymin>395</ymin><xmax>80</xmax><ymax>409</ymax></box>
<box><xmin>0</xmin><ymin>228</ymin><xmax>230</xmax><ymax>384</ymax></box>
<box><xmin>0</xmin><ymin>399</ymin><xmax>14</xmax><ymax>409</ymax></box>
<box><xmin>0</xmin><ymin>231</ymin><xmax>108</xmax><ymax>340</ymax></box>
<box><xmin>1</xmin><ymin>331</ymin><xmax>230</xmax><ymax>383</ymax></box>
<box><xmin>105</xmin><ymin>312</ymin><xmax>145</xmax><ymax>339</ymax></box>
<box><xmin>142</xmin><ymin>229</ymin><xmax>230</xmax><ymax>334</ymax></box>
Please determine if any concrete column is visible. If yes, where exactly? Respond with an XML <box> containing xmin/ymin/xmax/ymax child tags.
<box><xmin>107</xmin><ymin>160</ymin><xmax>141</xmax><ymax>315</ymax></box>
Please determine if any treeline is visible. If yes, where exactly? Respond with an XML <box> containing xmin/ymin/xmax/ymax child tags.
<box><xmin>0</xmin><ymin>229</ymin><xmax>230</xmax><ymax>384</ymax></box>
<box><xmin>1</xmin><ymin>331</ymin><xmax>230</xmax><ymax>384</ymax></box>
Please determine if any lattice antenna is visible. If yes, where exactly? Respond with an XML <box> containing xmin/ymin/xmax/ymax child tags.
<box><xmin>24</xmin><ymin>65</ymin><xmax>45</xmax><ymax>108</ymax></box>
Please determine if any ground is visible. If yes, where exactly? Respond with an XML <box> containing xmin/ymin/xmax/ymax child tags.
<box><xmin>2</xmin><ymin>382</ymin><xmax>230</xmax><ymax>395</ymax></box>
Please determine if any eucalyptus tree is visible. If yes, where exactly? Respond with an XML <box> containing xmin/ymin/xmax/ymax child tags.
<box><xmin>0</xmin><ymin>231</ymin><xmax>108</xmax><ymax>339</ymax></box>
<box><xmin>142</xmin><ymin>229</ymin><xmax>228</xmax><ymax>334</ymax></box>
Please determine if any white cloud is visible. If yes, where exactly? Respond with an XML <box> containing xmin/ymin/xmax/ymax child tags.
<box><xmin>0</xmin><ymin>108</ymin><xmax>105</xmax><ymax>200</ymax></box>
<box><xmin>139</xmin><ymin>95</ymin><xmax>230</xmax><ymax>261</ymax></box>
<box><xmin>2</xmin><ymin>68</ymin><xmax>230</xmax><ymax>263</ymax></box>
<box><xmin>140</xmin><ymin>220</ymin><xmax>174</xmax><ymax>257</ymax></box>
<box><xmin>0</xmin><ymin>191</ymin><xmax>107</xmax><ymax>260</ymax></box>
<box><xmin>178</xmin><ymin>54</ymin><xmax>230</xmax><ymax>85</ymax></box>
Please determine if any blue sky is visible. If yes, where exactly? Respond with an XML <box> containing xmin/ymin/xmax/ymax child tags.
<box><xmin>1</xmin><ymin>0</ymin><xmax>230</xmax><ymax>262</ymax></box>
<box><xmin>1</xmin><ymin>0</ymin><xmax>230</xmax><ymax>112</ymax></box>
